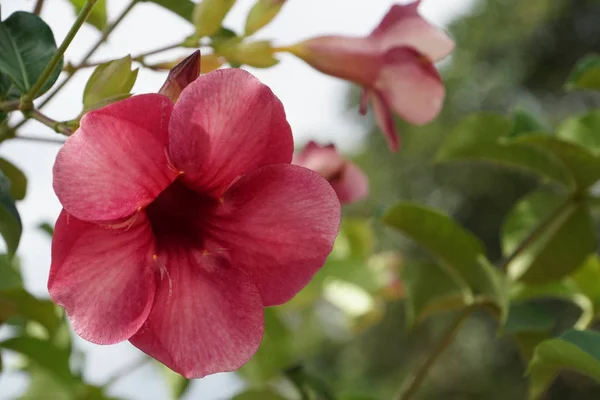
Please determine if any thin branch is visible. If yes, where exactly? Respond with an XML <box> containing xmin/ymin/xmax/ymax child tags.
<box><xmin>26</xmin><ymin>110</ymin><xmax>73</xmax><ymax>136</ymax></box>
<box><xmin>33</xmin><ymin>0</ymin><xmax>45</xmax><ymax>15</ymax></box>
<box><xmin>0</xmin><ymin>100</ymin><xmax>20</xmax><ymax>112</ymax></box>
<box><xmin>398</xmin><ymin>305</ymin><xmax>477</xmax><ymax>400</ymax></box>
<box><xmin>13</xmin><ymin>135</ymin><xmax>66</xmax><ymax>145</ymax></box>
<box><xmin>498</xmin><ymin>196</ymin><xmax>574</xmax><ymax>271</ymax></box>
<box><xmin>104</xmin><ymin>356</ymin><xmax>151</xmax><ymax>387</ymax></box>
<box><xmin>23</xmin><ymin>0</ymin><xmax>99</xmax><ymax>102</ymax></box>
<box><xmin>72</xmin><ymin>41</ymin><xmax>183</xmax><ymax>70</ymax></box>
<box><xmin>38</xmin><ymin>0</ymin><xmax>139</xmax><ymax>109</ymax></box>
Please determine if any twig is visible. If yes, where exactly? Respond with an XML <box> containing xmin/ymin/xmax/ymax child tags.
<box><xmin>23</xmin><ymin>0</ymin><xmax>99</xmax><ymax>103</ymax></box>
<box><xmin>33</xmin><ymin>0</ymin><xmax>45</xmax><ymax>15</ymax></box>
<box><xmin>104</xmin><ymin>356</ymin><xmax>151</xmax><ymax>387</ymax></box>
<box><xmin>72</xmin><ymin>41</ymin><xmax>183</xmax><ymax>70</ymax></box>
<box><xmin>38</xmin><ymin>0</ymin><xmax>139</xmax><ymax>109</ymax></box>
<box><xmin>498</xmin><ymin>196</ymin><xmax>574</xmax><ymax>271</ymax></box>
<box><xmin>26</xmin><ymin>110</ymin><xmax>73</xmax><ymax>136</ymax></box>
<box><xmin>398</xmin><ymin>305</ymin><xmax>477</xmax><ymax>400</ymax></box>
<box><xmin>13</xmin><ymin>135</ymin><xmax>66</xmax><ymax>145</ymax></box>
<box><xmin>0</xmin><ymin>100</ymin><xmax>20</xmax><ymax>112</ymax></box>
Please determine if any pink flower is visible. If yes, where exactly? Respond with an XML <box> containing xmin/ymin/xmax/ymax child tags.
<box><xmin>293</xmin><ymin>141</ymin><xmax>368</xmax><ymax>204</ymax></box>
<box><xmin>49</xmin><ymin>69</ymin><xmax>341</xmax><ymax>378</ymax></box>
<box><xmin>289</xmin><ymin>1</ymin><xmax>454</xmax><ymax>151</ymax></box>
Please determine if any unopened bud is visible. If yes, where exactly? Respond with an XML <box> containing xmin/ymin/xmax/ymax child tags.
<box><xmin>217</xmin><ymin>40</ymin><xmax>278</xmax><ymax>68</ymax></box>
<box><xmin>193</xmin><ymin>0</ymin><xmax>236</xmax><ymax>37</ymax></box>
<box><xmin>158</xmin><ymin>51</ymin><xmax>201</xmax><ymax>103</ymax></box>
<box><xmin>244</xmin><ymin>0</ymin><xmax>286</xmax><ymax>36</ymax></box>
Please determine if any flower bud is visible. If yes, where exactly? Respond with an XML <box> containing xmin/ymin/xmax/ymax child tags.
<box><xmin>217</xmin><ymin>40</ymin><xmax>278</xmax><ymax>68</ymax></box>
<box><xmin>244</xmin><ymin>0</ymin><xmax>286</xmax><ymax>36</ymax></box>
<box><xmin>149</xmin><ymin>54</ymin><xmax>224</xmax><ymax>74</ymax></box>
<box><xmin>193</xmin><ymin>0</ymin><xmax>236</xmax><ymax>37</ymax></box>
<box><xmin>158</xmin><ymin>51</ymin><xmax>201</xmax><ymax>103</ymax></box>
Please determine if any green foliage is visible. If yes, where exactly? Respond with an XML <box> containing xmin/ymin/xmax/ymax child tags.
<box><xmin>245</xmin><ymin>0</ymin><xmax>286</xmax><ymax>36</ymax></box>
<box><xmin>0</xmin><ymin>171</ymin><xmax>22</xmax><ymax>256</ymax></box>
<box><xmin>565</xmin><ymin>54</ymin><xmax>600</xmax><ymax>91</ymax></box>
<box><xmin>401</xmin><ymin>261</ymin><xmax>466</xmax><ymax>328</ymax></box>
<box><xmin>528</xmin><ymin>330</ymin><xmax>600</xmax><ymax>399</ymax></box>
<box><xmin>0</xmin><ymin>11</ymin><xmax>62</xmax><ymax>98</ymax></box>
<box><xmin>69</xmin><ymin>0</ymin><xmax>107</xmax><ymax>31</ymax></box>
<box><xmin>383</xmin><ymin>203</ymin><xmax>504</xmax><ymax>309</ymax></box>
<box><xmin>0</xmin><ymin>158</ymin><xmax>26</xmax><ymax>200</ymax></box>
<box><xmin>159</xmin><ymin>363</ymin><xmax>191</xmax><ymax>400</ymax></box>
<box><xmin>511</xmin><ymin>108</ymin><xmax>548</xmax><ymax>137</ymax></box>
<box><xmin>0</xmin><ymin>288</ymin><xmax>60</xmax><ymax>336</ymax></box>
<box><xmin>233</xmin><ymin>390</ymin><xmax>286</xmax><ymax>400</ymax></box>
<box><xmin>501</xmin><ymin>191</ymin><xmax>595</xmax><ymax>283</ymax></box>
<box><xmin>0</xmin><ymin>253</ymin><xmax>23</xmax><ymax>289</ymax></box>
<box><xmin>193</xmin><ymin>0</ymin><xmax>236</xmax><ymax>37</ymax></box>
<box><xmin>556</xmin><ymin>110</ymin><xmax>600</xmax><ymax>153</ymax></box>
<box><xmin>143</xmin><ymin>0</ymin><xmax>195</xmax><ymax>22</ymax></box>
<box><xmin>436</xmin><ymin>113</ymin><xmax>573</xmax><ymax>187</ymax></box>
<box><xmin>82</xmin><ymin>55</ymin><xmax>138</xmax><ymax>112</ymax></box>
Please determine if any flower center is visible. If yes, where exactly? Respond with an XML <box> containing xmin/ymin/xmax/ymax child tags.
<box><xmin>146</xmin><ymin>179</ymin><xmax>219</xmax><ymax>250</ymax></box>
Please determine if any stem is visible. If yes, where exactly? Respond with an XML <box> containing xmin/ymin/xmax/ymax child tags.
<box><xmin>399</xmin><ymin>305</ymin><xmax>477</xmax><ymax>400</ymax></box>
<box><xmin>0</xmin><ymin>100</ymin><xmax>20</xmax><ymax>112</ymax></box>
<box><xmin>13</xmin><ymin>135</ymin><xmax>66</xmax><ymax>145</ymax></box>
<box><xmin>73</xmin><ymin>41</ymin><xmax>182</xmax><ymax>70</ymax></box>
<box><xmin>23</xmin><ymin>0</ymin><xmax>99</xmax><ymax>102</ymax></box>
<box><xmin>33</xmin><ymin>0</ymin><xmax>45</xmax><ymax>15</ymax></box>
<box><xmin>38</xmin><ymin>0</ymin><xmax>139</xmax><ymax>109</ymax></box>
<box><xmin>104</xmin><ymin>356</ymin><xmax>150</xmax><ymax>387</ymax></box>
<box><xmin>498</xmin><ymin>196</ymin><xmax>574</xmax><ymax>271</ymax></box>
<box><xmin>26</xmin><ymin>110</ymin><xmax>73</xmax><ymax>136</ymax></box>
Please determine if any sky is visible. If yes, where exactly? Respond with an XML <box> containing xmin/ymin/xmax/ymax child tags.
<box><xmin>0</xmin><ymin>0</ymin><xmax>474</xmax><ymax>399</ymax></box>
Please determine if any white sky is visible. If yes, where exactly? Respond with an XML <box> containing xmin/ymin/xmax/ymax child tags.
<box><xmin>0</xmin><ymin>0</ymin><xmax>474</xmax><ymax>399</ymax></box>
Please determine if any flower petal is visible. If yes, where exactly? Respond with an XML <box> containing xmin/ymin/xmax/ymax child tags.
<box><xmin>371</xmin><ymin>1</ymin><xmax>454</xmax><ymax>61</ymax></box>
<box><xmin>332</xmin><ymin>162</ymin><xmax>369</xmax><ymax>204</ymax></box>
<box><xmin>292</xmin><ymin>141</ymin><xmax>345</xmax><ymax>181</ymax></box>
<box><xmin>214</xmin><ymin>164</ymin><xmax>341</xmax><ymax>306</ymax></box>
<box><xmin>53</xmin><ymin>94</ymin><xmax>177</xmax><ymax>222</ymax></box>
<box><xmin>168</xmin><ymin>69</ymin><xmax>293</xmax><ymax>197</ymax></box>
<box><xmin>48</xmin><ymin>210</ymin><xmax>157</xmax><ymax>345</ymax></box>
<box><xmin>369</xmin><ymin>89</ymin><xmax>400</xmax><ymax>152</ymax></box>
<box><xmin>375</xmin><ymin>47</ymin><xmax>444</xmax><ymax>126</ymax></box>
<box><xmin>129</xmin><ymin>244</ymin><xmax>263</xmax><ymax>378</ymax></box>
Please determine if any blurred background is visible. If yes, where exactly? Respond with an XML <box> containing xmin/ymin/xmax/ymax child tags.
<box><xmin>1</xmin><ymin>0</ymin><xmax>600</xmax><ymax>399</ymax></box>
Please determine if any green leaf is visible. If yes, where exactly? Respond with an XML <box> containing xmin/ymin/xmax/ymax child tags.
<box><xmin>528</xmin><ymin>330</ymin><xmax>600</xmax><ymax>399</ymax></box>
<box><xmin>38</xmin><ymin>221</ymin><xmax>54</xmax><ymax>237</ymax></box>
<box><xmin>0</xmin><ymin>288</ymin><xmax>59</xmax><ymax>335</ymax></box>
<box><xmin>570</xmin><ymin>255</ymin><xmax>600</xmax><ymax>312</ymax></box>
<box><xmin>0</xmin><ymin>11</ymin><xmax>63</xmax><ymax>97</ymax></box>
<box><xmin>159</xmin><ymin>363</ymin><xmax>191</xmax><ymax>400</ymax></box>
<box><xmin>232</xmin><ymin>390</ymin><xmax>286</xmax><ymax>400</ymax></box>
<box><xmin>69</xmin><ymin>0</ymin><xmax>107</xmax><ymax>31</ymax></box>
<box><xmin>0</xmin><ymin>171</ymin><xmax>22</xmax><ymax>256</ymax></box>
<box><xmin>0</xmin><ymin>253</ymin><xmax>22</xmax><ymax>290</ymax></box>
<box><xmin>19</xmin><ymin>365</ymin><xmax>74</xmax><ymax>400</ymax></box>
<box><xmin>565</xmin><ymin>54</ymin><xmax>600</xmax><ymax>91</ymax></box>
<box><xmin>556</xmin><ymin>110</ymin><xmax>600</xmax><ymax>154</ymax></box>
<box><xmin>402</xmin><ymin>261</ymin><xmax>467</xmax><ymax>328</ymax></box>
<box><xmin>436</xmin><ymin>113</ymin><xmax>573</xmax><ymax>187</ymax></box>
<box><xmin>383</xmin><ymin>203</ymin><xmax>498</xmax><ymax>300</ymax></box>
<box><xmin>511</xmin><ymin>135</ymin><xmax>600</xmax><ymax>190</ymax></box>
<box><xmin>83</xmin><ymin>56</ymin><xmax>138</xmax><ymax>111</ymax></box>
<box><xmin>511</xmin><ymin>108</ymin><xmax>548</xmax><ymax>137</ymax></box>
<box><xmin>0</xmin><ymin>337</ymin><xmax>74</xmax><ymax>386</ymax></box>
<box><xmin>0</xmin><ymin>158</ymin><xmax>26</xmax><ymax>200</ymax></box>
<box><xmin>504</xmin><ymin>302</ymin><xmax>556</xmax><ymax>334</ymax></box>
<box><xmin>514</xmin><ymin>331</ymin><xmax>553</xmax><ymax>364</ymax></box>
<box><xmin>501</xmin><ymin>191</ymin><xmax>596</xmax><ymax>283</ymax></box>
<box><xmin>238</xmin><ymin>308</ymin><xmax>293</xmax><ymax>382</ymax></box>
<box><xmin>143</xmin><ymin>0</ymin><xmax>195</xmax><ymax>22</ymax></box>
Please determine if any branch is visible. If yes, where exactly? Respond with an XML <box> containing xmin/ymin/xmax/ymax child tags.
<box><xmin>23</xmin><ymin>0</ymin><xmax>99</xmax><ymax>102</ymax></box>
<box><xmin>25</xmin><ymin>110</ymin><xmax>73</xmax><ymax>136</ymax></box>
<box><xmin>0</xmin><ymin>100</ymin><xmax>20</xmax><ymax>112</ymax></box>
<box><xmin>398</xmin><ymin>305</ymin><xmax>478</xmax><ymax>400</ymax></box>
<box><xmin>38</xmin><ymin>0</ymin><xmax>139</xmax><ymax>109</ymax></box>
<box><xmin>498</xmin><ymin>196</ymin><xmax>574</xmax><ymax>271</ymax></box>
<box><xmin>13</xmin><ymin>135</ymin><xmax>66</xmax><ymax>145</ymax></box>
<box><xmin>33</xmin><ymin>0</ymin><xmax>45</xmax><ymax>15</ymax></box>
<box><xmin>104</xmin><ymin>356</ymin><xmax>151</xmax><ymax>387</ymax></box>
<box><xmin>71</xmin><ymin>41</ymin><xmax>183</xmax><ymax>70</ymax></box>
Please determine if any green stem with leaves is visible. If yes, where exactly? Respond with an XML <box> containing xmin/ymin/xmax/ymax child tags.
<box><xmin>24</xmin><ymin>110</ymin><xmax>73</xmax><ymax>136</ymax></box>
<box><xmin>22</xmin><ymin>0</ymin><xmax>99</xmax><ymax>103</ymax></box>
<box><xmin>38</xmin><ymin>0</ymin><xmax>139</xmax><ymax>109</ymax></box>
